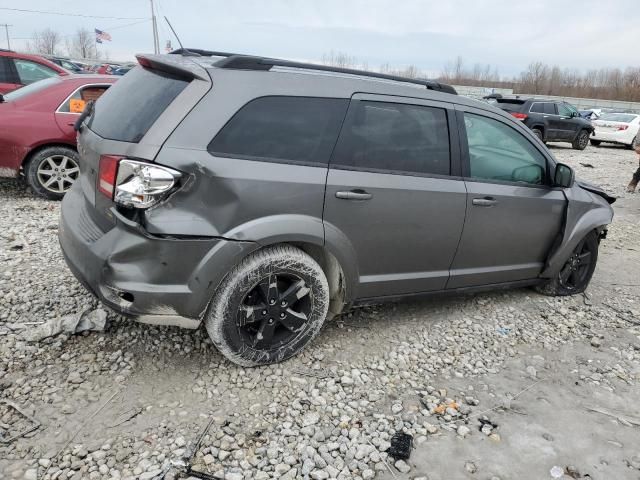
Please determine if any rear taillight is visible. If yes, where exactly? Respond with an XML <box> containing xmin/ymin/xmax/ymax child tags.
<box><xmin>98</xmin><ymin>155</ymin><xmax>122</xmax><ymax>198</ymax></box>
<box><xmin>114</xmin><ymin>159</ymin><xmax>182</xmax><ymax>208</ymax></box>
<box><xmin>617</xmin><ymin>125</ymin><xmax>629</xmax><ymax>131</ymax></box>
<box><xmin>510</xmin><ymin>112</ymin><xmax>528</xmax><ymax>121</ymax></box>
<box><xmin>98</xmin><ymin>156</ymin><xmax>182</xmax><ymax>208</ymax></box>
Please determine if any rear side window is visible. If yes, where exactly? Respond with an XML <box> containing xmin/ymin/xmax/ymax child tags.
<box><xmin>59</xmin><ymin>85</ymin><xmax>110</xmax><ymax>113</ymax></box>
<box><xmin>544</xmin><ymin>103</ymin><xmax>557</xmax><ymax>115</ymax></box>
<box><xmin>530</xmin><ymin>103</ymin><xmax>544</xmax><ymax>113</ymax></box>
<box><xmin>209</xmin><ymin>96</ymin><xmax>349</xmax><ymax>165</ymax></box>
<box><xmin>331</xmin><ymin>101</ymin><xmax>450</xmax><ymax>176</ymax></box>
<box><xmin>88</xmin><ymin>67</ymin><xmax>188</xmax><ymax>143</ymax></box>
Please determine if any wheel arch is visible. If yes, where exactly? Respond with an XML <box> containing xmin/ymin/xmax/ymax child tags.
<box><xmin>21</xmin><ymin>142</ymin><xmax>77</xmax><ymax>171</ymax></box>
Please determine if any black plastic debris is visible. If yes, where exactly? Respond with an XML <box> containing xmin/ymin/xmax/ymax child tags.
<box><xmin>388</xmin><ymin>432</ymin><xmax>413</xmax><ymax>460</ymax></box>
<box><xmin>478</xmin><ymin>418</ymin><xmax>498</xmax><ymax>432</ymax></box>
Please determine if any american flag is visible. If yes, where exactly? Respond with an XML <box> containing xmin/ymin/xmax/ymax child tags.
<box><xmin>95</xmin><ymin>28</ymin><xmax>112</xmax><ymax>43</ymax></box>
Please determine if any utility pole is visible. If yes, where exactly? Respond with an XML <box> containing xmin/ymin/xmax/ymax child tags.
<box><xmin>1</xmin><ymin>24</ymin><xmax>11</xmax><ymax>50</ymax></box>
<box><xmin>149</xmin><ymin>0</ymin><xmax>160</xmax><ymax>54</ymax></box>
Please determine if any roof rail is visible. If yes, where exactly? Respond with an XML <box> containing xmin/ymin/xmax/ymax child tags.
<box><xmin>169</xmin><ymin>48</ymin><xmax>457</xmax><ymax>95</ymax></box>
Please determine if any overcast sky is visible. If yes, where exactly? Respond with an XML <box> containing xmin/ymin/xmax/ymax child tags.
<box><xmin>2</xmin><ymin>0</ymin><xmax>638</xmax><ymax>77</ymax></box>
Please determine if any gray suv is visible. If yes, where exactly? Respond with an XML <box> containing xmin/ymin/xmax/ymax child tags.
<box><xmin>59</xmin><ymin>50</ymin><xmax>615</xmax><ymax>366</ymax></box>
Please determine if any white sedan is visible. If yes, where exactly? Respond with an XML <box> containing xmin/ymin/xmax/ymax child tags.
<box><xmin>591</xmin><ymin>113</ymin><xmax>640</xmax><ymax>148</ymax></box>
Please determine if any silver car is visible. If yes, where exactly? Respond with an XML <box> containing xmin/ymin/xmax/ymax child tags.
<box><xmin>59</xmin><ymin>50</ymin><xmax>615</xmax><ymax>366</ymax></box>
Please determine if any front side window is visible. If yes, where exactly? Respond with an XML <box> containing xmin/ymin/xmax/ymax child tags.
<box><xmin>209</xmin><ymin>96</ymin><xmax>348</xmax><ymax>165</ymax></box>
<box><xmin>13</xmin><ymin>59</ymin><xmax>57</xmax><ymax>85</ymax></box>
<box><xmin>464</xmin><ymin>113</ymin><xmax>547</xmax><ymax>185</ymax></box>
<box><xmin>557</xmin><ymin>103</ymin><xmax>573</xmax><ymax>117</ymax></box>
<box><xmin>331</xmin><ymin>101</ymin><xmax>450</xmax><ymax>176</ymax></box>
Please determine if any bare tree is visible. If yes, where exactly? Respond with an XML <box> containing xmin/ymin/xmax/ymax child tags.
<box><xmin>28</xmin><ymin>28</ymin><xmax>61</xmax><ymax>55</ymax></box>
<box><xmin>66</xmin><ymin>28</ymin><xmax>100</xmax><ymax>59</ymax></box>
<box><xmin>321</xmin><ymin>50</ymin><xmax>357</xmax><ymax>69</ymax></box>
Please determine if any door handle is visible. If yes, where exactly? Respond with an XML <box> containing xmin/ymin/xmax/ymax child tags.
<box><xmin>472</xmin><ymin>197</ymin><xmax>497</xmax><ymax>207</ymax></box>
<box><xmin>335</xmin><ymin>190</ymin><xmax>373</xmax><ymax>200</ymax></box>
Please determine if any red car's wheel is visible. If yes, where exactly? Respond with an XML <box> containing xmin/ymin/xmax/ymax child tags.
<box><xmin>25</xmin><ymin>146</ymin><xmax>80</xmax><ymax>200</ymax></box>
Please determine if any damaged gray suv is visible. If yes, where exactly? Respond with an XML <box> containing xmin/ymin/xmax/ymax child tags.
<box><xmin>59</xmin><ymin>49</ymin><xmax>615</xmax><ymax>366</ymax></box>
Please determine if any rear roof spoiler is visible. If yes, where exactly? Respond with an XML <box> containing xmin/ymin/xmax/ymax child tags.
<box><xmin>135</xmin><ymin>54</ymin><xmax>209</xmax><ymax>81</ymax></box>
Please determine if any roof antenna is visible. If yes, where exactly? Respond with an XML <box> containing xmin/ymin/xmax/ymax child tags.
<box><xmin>164</xmin><ymin>16</ymin><xmax>198</xmax><ymax>56</ymax></box>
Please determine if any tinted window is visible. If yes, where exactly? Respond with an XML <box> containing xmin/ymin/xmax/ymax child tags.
<box><xmin>464</xmin><ymin>113</ymin><xmax>546</xmax><ymax>185</ymax></box>
<box><xmin>209</xmin><ymin>97</ymin><xmax>348</xmax><ymax>164</ymax></box>
<box><xmin>332</xmin><ymin>101</ymin><xmax>450</xmax><ymax>176</ymax></box>
<box><xmin>13</xmin><ymin>59</ymin><xmax>57</xmax><ymax>84</ymax></box>
<box><xmin>88</xmin><ymin>67</ymin><xmax>188</xmax><ymax>143</ymax></box>
<box><xmin>0</xmin><ymin>57</ymin><xmax>13</xmax><ymax>83</ymax></box>
<box><xmin>544</xmin><ymin>103</ymin><xmax>557</xmax><ymax>115</ymax></box>
<box><xmin>599</xmin><ymin>113</ymin><xmax>637</xmax><ymax>123</ymax></box>
<box><xmin>530</xmin><ymin>103</ymin><xmax>544</xmax><ymax>113</ymax></box>
<box><xmin>58</xmin><ymin>85</ymin><xmax>110</xmax><ymax>113</ymax></box>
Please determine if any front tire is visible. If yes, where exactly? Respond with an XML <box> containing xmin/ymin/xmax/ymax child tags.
<box><xmin>25</xmin><ymin>146</ymin><xmax>80</xmax><ymax>200</ymax></box>
<box><xmin>535</xmin><ymin>231</ymin><xmax>599</xmax><ymax>296</ymax></box>
<box><xmin>572</xmin><ymin>130</ymin><xmax>590</xmax><ymax>150</ymax></box>
<box><xmin>205</xmin><ymin>245</ymin><xmax>330</xmax><ymax>367</ymax></box>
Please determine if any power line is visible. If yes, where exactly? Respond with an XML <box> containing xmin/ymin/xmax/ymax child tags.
<box><xmin>0</xmin><ymin>7</ymin><xmax>146</xmax><ymax>20</ymax></box>
<box><xmin>10</xmin><ymin>19</ymin><xmax>151</xmax><ymax>41</ymax></box>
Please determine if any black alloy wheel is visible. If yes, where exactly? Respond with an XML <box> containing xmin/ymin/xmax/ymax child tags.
<box><xmin>236</xmin><ymin>272</ymin><xmax>311</xmax><ymax>351</ymax></box>
<box><xmin>557</xmin><ymin>236</ymin><xmax>595</xmax><ymax>292</ymax></box>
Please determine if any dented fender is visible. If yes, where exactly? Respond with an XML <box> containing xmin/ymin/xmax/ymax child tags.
<box><xmin>541</xmin><ymin>185</ymin><xmax>613</xmax><ymax>278</ymax></box>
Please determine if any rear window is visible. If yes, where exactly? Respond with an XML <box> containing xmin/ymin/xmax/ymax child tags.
<box><xmin>3</xmin><ymin>76</ymin><xmax>61</xmax><ymax>101</ymax></box>
<box><xmin>87</xmin><ymin>67</ymin><xmax>188</xmax><ymax>143</ymax></box>
<box><xmin>208</xmin><ymin>96</ymin><xmax>349</xmax><ymax>165</ymax></box>
<box><xmin>495</xmin><ymin>99</ymin><xmax>526</xmax><ymax>112</ymax></box>
<box><xmin>599</xmin><ymin>113</ymin><xmax>637</xmax><ymax>123</ymax></box>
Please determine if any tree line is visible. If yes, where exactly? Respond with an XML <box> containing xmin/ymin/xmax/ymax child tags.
<box><xmin>322</xmin><ymin>51</ymin><xmax>640</xmax><ymax>102</ymax></box>
<box><xmin>25</xmin><ymin>28</ymin><xmax>105</xmax><ymax>60</ymax></box>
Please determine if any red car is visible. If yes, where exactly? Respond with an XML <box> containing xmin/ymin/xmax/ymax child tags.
<box><xmin>0</xmin><ymin>49</ymin><xmax>69</xmax><ymax>94</ymax></box>
<box><xmin>0</xmin><ymin>74</ymin><xmax>116</xmax><ymax>199</ymax></box>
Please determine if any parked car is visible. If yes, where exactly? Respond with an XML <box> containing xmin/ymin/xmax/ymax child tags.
<box><xmin>579</xmin><ymin>109</ymin><xmax>601</xmax><ymax>120</ymax></box>
<box><xmin>59</xmin><ymin>51</ymin><xmax>614</xmax><ymax>366</ymax></box>
<box><xmin>43</xmin><ymin>55</ymin><xmax>88</xmax><ymax>74</ymax></box>
<box><xmin>0</xmin><ymin>49</ymin><xmax>69</xmax><ymax>94</ymax></box>
<box><xmin>590</xmin><ymin>112</ymin><xmax>640</xmax><ymax>148</ymax></box>
<box><xmin>494</xmin><ymin>98</ymin><xmax>594</xmax><ymax>150</ymax></box>
<box><xmin>0</xmin><ymin>74</ymin><xmax>116</xmax><ymax>198</ymax></box>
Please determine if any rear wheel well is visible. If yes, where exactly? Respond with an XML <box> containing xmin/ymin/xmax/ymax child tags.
<box><xmin>288</xmin><ymin>242</ymin><xmax>348</xmax><ymax>319</ymax></box>
<box><xmin>21</xmin><ymin>143</ymin><xmax>77</xmax><ymax>173</ymax></box>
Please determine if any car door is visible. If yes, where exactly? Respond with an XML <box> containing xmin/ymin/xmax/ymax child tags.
<box><xmin>556</xmin><ymin>102</ymin><xmax>581</xmax><ymax>140</ymax></box>
<box><xmin>323</xmin><ymin>94</ymin><xmax>467</xmax><ymax>299</ymax></box>
<box><xmin>54</xmin><ymin>84</ymin><xmax>111</xmax><ymax>141</ymax></box>
<box><xmin>448</xmin><ymin>106</ymin><xmax>566</xmax><ymax>288</ymax></box>
<box><xmin>0</xmin><ymin>57</ymin><xmax>21</xmax><ymax>94</ymax></box>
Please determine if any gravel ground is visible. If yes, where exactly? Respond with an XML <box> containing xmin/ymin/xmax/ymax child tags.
<box><xmin>1</xmin><ymin>143</ymin><xmax>639</xmax><ymax>480</ymax></box>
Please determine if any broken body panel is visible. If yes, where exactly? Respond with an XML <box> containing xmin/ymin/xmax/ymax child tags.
<box><xmin>59</xmin><ymin>54</ymin><xmax>614</xmax><ymax>329</ymax></box>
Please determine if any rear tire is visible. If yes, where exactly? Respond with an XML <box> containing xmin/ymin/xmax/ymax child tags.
<box><xmin>25</xmin><ymin>146</ymin><xmax>80</xmax><ymax>200</ymax></box>
<box><xmin>205</xmin><ymin>245</ymin><xmax>330</xmax><ymax>367</ymax></box>
<box><xmin>572</xmin><ymin>130</ymin><xmax>590</xmax><ymax>150</ymax></box>
<box><xmin>535</xmin><ymin>231</ymin><xmax>599</xmax><ymax>296</ymax></box>
<box><xmin>626</xmin><ymin>136</ymin><xmax>637</xmax><ymax>149</ymax></box>
<box><xmin>590</xmin><ymin>139</ymin><xmax>601</xmax><ymax>147</ymax></box>
<box><xmin>532</xmin><ymin>128</ymin><xmax>544</xmax><ymax>142</ymax></box>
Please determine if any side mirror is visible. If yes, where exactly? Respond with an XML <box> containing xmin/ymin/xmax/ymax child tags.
<box><xmin>513</xmin><ymin>165</ymin><xmax>544</xmax><ymax>184</ymax></box>
<box><xmin>554</xmin><ymin>163</ymin><xmax>574</xmax><ymax>188</ymax></box>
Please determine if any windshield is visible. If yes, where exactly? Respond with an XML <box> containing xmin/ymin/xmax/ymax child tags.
<box><xmin>598</xmin><ymin>113</ymin><xmax>637</xmax><ymax>123</ymax></box>
<box><xmin>2</xmin><ymin>76</ymin><xmax>61</xmax><ymax>102</ymax></box>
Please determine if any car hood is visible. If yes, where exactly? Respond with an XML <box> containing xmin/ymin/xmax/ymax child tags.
<box><xmin>576</xmin><ymin>178</ymin><xmax>616</xmax><ymax>204</ymax></box>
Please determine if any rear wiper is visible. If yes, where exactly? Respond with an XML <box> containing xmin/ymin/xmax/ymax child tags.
<box><xmin>74</xmin><ymin>100</ymin><xmax>95</xmax><ymax>132</ymax></box>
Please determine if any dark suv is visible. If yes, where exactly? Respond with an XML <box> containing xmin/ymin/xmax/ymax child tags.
<box><xmin>59</xmin><ymin>50</ymin><xmax>614</xmax><ymax>366</ymax></box>
<box><xmin>493</xmin><ymin>98</ymin><xmax>594</xmax><ymax>150</ymax></box>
